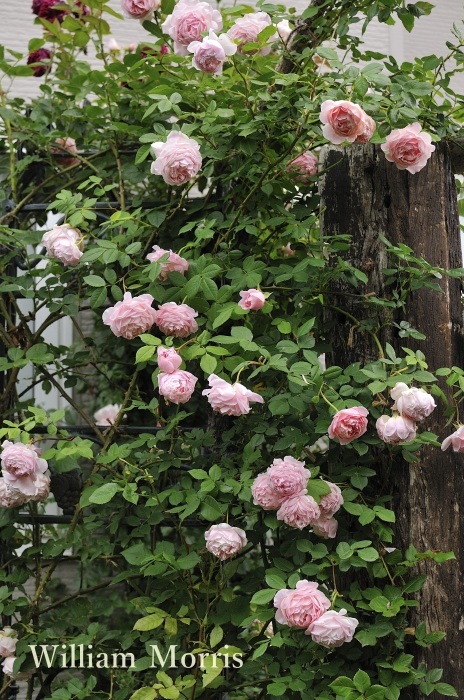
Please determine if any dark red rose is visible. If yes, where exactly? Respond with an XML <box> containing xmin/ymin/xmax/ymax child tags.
<box><xmin>27</xmin><ymin>48</ymin><xmax>52</xmax><ymax>77</ymax></box>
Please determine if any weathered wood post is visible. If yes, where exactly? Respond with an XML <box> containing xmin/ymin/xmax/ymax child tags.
<box><xmin>320</xmin><ymin>142</ymin><xmax>464</xmax><ymax>696</ymax></box>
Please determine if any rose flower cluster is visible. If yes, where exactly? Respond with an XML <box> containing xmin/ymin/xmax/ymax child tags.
<box><xmin>0</xmin><ymin>627</ymin><xmax>18</xmax><ymax>678</ymax></box>
<box><xmin>252</xmin><ymin>456</ymin><xmax>343</xmax><ymax>537</ymax></box>
<box><xmin>274</xmin><ymin>580</ymin><xmax>358</xmax><ymax>648</ymax></box>
<box><xmin>0</xmin><ymin>441</ymin><xmax>50</xmax><ymax>508</ymax></box>
<box><xmin>376</xmin><ymin>382</ymin><xmax>436</xmax><ymax>445</ymax></box>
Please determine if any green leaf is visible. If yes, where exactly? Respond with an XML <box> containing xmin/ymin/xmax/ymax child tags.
<box><xmin>84</xmin><ymin>274</ymin><xmax>106</xmax><ymax>287</ymax></box>
<box><xmin>134</xmin><ymin>614</ymin><xmax>164</xmax><ymax>631</ymax></box>
<box><xmin>354</xmin><ymin>670</ymin><xmax>371</xmax><ymax>693</ymax></box>
<box><xmin>434</xmin><ymin>683</ymin><xmax>458</xmax><ymax>697</ymax></box>
<box><xmin>136</xmin><ymin>346</ymin><xmax>156</xmax><ymax>364</ymax></box>
<box><xmin>265</xmin><ymin>574</ymin><xmax>286</xmax><ymax>590</ymax></box>
<box><xmin>200</xmin><ymin>354</ymin><xmax>217</xmax><ymax>374</ymax></box>
<box><xmin>201</xmin><ymin>655</ymin><xmax>223</xmax><ymax>688</ymax></box>
<box><xmin>89</xmin><ymin>483</ymin><xmax>121</xmax><ymax>505</ymax></box>
<box><xmin>210</xmin><ymin>625</ymin><xmax>223</xmax><ymax>648</ymax></box>
<box><xmin>306</xmin><ymin>479</ymin><xmax>331</xmax><ymax>502</ymax></box>
<box><xmin>250</xmin><ymin>589</ymin><xmax>276</xmax><ymax>605</ymax></box>
<box><xmin>357</xmin><ymin>547</ymin><xmax>379</xmax><ymax>562</ymax></box>
<box><xmin>336</xmin><ymin>542</ymin><xmax>353</xmax><ymax>560</ymax></box>
<box><xmin>90</xmin><ymin>286</ymin><xmax>107</xmax><ymax>308</ymax></box>
<box><xmin>130</xmin><ymin>689</ymin><xmax>158</xmax><ymax>700</ymax></box>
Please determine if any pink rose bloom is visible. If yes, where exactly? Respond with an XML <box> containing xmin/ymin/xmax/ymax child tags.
<box><xmin>0</xmin><ymin>479</ymin><xmax>29</xmax><ymax>508</ymax></box>
<box><xmin>162</xmin><ymin>0</ymin><xmax>222</xmax><ymax>56</ymax></box>
<box><xmin>188</xmin><ymin>30</ymin><xmax>237</xmax><ymax>74</ymax></box>
<box><xmin>251</xmin><ymin>472</ymin><xmax>284</xmax><ymax>510</ymax></box>
<box><xmin>307</xmin><ymin>608</ymin><xmax>358</xmax><ymax>647</ymax></box>
<box><xmin>287</xmin><ymin>151</ymin><xmax>318</xmax><ymax>182</ymax></box>
<box><xmin>32</xmin><ymin>472</ymin><xmax>50</xmax><ymax>503</ymax></box>
<box><xmin>328</xmin><ymin>407</ymin><xmax>369</xmax><ymax>445</ymax></box>
<box><xmin>41</xmin><ymin>224</ymin><xmax>84</xmax><ymax>266</ymax></box>
<box><xmin>266</xmin><ymin>456</ymin><xmax>310</xmax><ymax>497</ymax></box>
<box><xmin>94</xmin><ymin>404</ymin><xmax>122</xmax><ymax>426</ymax></box>
<box><xmin>204</xmin><ymin>523</ymin><xmax>247</xmax><ymax>560</ymax></box>
<box><xmin>276</xmin><ymin>19</ymin><xmax>292</xmax><ymax>43</ymax></box>
<box><xmin>1</xmin><ymin>656</ymin><xmax>16</xmax><ymax>677</ymax></box>
<box><xmin>157</xmin><ymin>346</ymin><xmax>182</xmax><ymax>373</ymax></box>
<box><xmin>146</xmin><ymin>245</ymin><xmax>190</xmax><ymax>281</ymax></box>
<box><xmin>381</xmin><ymin>123</ymin><xmax>435</xmax><ymax>174</ymax></box>
<box><xmin>107</xmin><ymin>38</ymin><xmax>121</xmax><ymax>51</ymax></box>
<box><xmin>311</xmin><ymin>516</ymin><xmax>338</xmax><ymax>539</ymax></box>
<box><xmin>158</xmin><ymin>369</ymin><xmax>198</xmax><ymax>404</ymax></box>
<box><xmin>102</xmin><ymin>292</ymin><xmax>157</xmax><ymax>340</ymax></box>
<box><xmin>51</xmin><ymin>137</ymin><xmax>79</xmax><ymax>167</ymax></box>
<box><xmin>202</xmin><ymin>374</ymin><xmax>264</xmax><ymax>416</ymax></box>
<box><xmin>390</xmin><ymin>382</ymin><xmax>436</xmax><ymax>422</ymax></box>
<box><xmin>376</xmin><ymin>414</ymin><xmax>417</xmax><ymax>444</ymax></box>
<box><xmin>121</xmin><ymin>0</ymin><xmax>159</xmax><ymax>20</ymax></box>
<box><xmin>281</xmin><ymin>242</ymin><xmax>295</xmax><ymax>256</ymax></box>
<box><xmin>355</xmin><ymin>113</ymin><xmax>376</xmax><ymax>143</ymax></box>
<box><xmin>441</xmin><ymin>425</ymin><xmax>464</xmax><ymax>452</ymax></box>
<box><xmin>274</xmin><ymin>580</ymin><xmax>330</xmax><ymax>629</ymax></box>
<box><xmin>1</xmin><ymin>441</ymin><xmax>48</xmax><ymax>497</ymax></box>
<box><xmin>320</xmin><ymin>100</ymin><xmax>369</xmax><ymax>145</ymax></box>
<box><xmin>153</xmin><ymin>302</ymin><xmax>198</xmax><ymax>338</ymax></box>
<box><xmin>277</xmin><ymin>492</ymin><xmax>321</xmax><ymax>529</ymax></box>
<box><xmin>319</xmin><ymin>481</ymin><xmax>343</xmax><ymax>516</ymax></box>
<box><xmin>151</xmin><ymin>132</ymin><xmax>202</xmax><ymax>186</ymax></box>
<box><xmin>238</xmin><ymin>289</ymin><xmax>266</xmax><ymax>311</ymax></box>
<box><xmin>227</xmin><ymin>12</ymin><xmax>276</xmax><ymax>55</ymax></box>
<box><xmin>0</xmin><ymin>628</ymin><xmax>17</xmax><ymax>658</ymax></box>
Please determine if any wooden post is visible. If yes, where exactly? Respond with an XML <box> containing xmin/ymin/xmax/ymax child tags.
<box><xmin>320</xmin><ymin>142</ymin><xmax>464</xmax><ymax>696</ymax></box>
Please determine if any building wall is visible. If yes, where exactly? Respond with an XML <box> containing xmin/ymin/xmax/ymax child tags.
<box><xmin>1</xmin><ymin>0</ymin><xmax>463</xmax><ymax>99</ymax></box>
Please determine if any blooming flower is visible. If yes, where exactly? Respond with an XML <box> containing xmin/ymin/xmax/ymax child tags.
<box><xmin>102</xmin><ymin>293</ymin><xmax>158</xmax><ymax>340</ymax></box>
<box><xmin>276</xmin><ymin>19</ymin><xmax>292</xmax><ymax>43</ymax></box>
<box><xmin>158</xmin><ymin>370</ymin><xmax>198</xmax><ymax>404</ymax></box>
<box><xmin>376</xmin><ymin>414</ymin><xmax>417</xmax><ymax>444</ymax></box>
<box><xmin>287</xmin><ymin>151</ymin><xmax>318</xmax><ymax>182</ymax></box>
<box><xmin>328</xmin><ymin>406</ymin><xmax>369</xmax><ymax>445</ymax></box>
<box><xmin>251</xmin><ymin>472</ymin><xmax>284</xmax><ymax>510</ymax></box>
<box><xmin>188</xmin><ymin>30</ymin><xmax>237</xmax><ymax>74</ymax></box>
<box><xmin>319</xmin><ymin>481</ymin><xmax>343</xmax><ymax>516</ymax></box>
<box><xmin>0</xmin><ymin>479</ymin><xmax>29</xmax><ymax>508</ymax></box>
<box><xmin>162</xmin><ymin>0</ymin><xmax>222</xmax><ymax>56</ymax></box>
<box><xmin>146</xmin><ymin>245</ymin><xmax>190</xmax><ymax>280</ymax></box>
<box><xmin>1</xmin><ymin>656</ymin><xmax>16</xmax><ymax>677</ymax></box>
<box><xmin>157</xmin><ymin>346</ymin><xmax>182</xmax><ymax>373</ymax></box>
<box><xmin>441</xmin><ymin>426</ymin><xmax>464</xmax><ymax>452</ymax></box>
<box><xmin>51</xmin><ymin>137</ymin><xmax>79</xmax><ymax>167</ymax></box>
<box><xmin>202</xmin><ymin>374</ymin><xmax>264</xmax><ymax>416</ymax></box>
<box><xmin>276</xmin><ymin>492</ymin><xmax>321</xmax><ymax>529</ymax></box>
<box><xmin>27</xmin><ymin>49</ymin><xmax>52</xmax><ymax>77</ymax></box>
<box><xmin>153</xmin><ymin>302</ymin><xmax>198</xmax><ymax>338</ymax></box>
<box><xmin>204</xmin><ymin>523</ymin><xmax>247</xmax><ymax>560</ymax></box>
<box><xmin>121</xmin><ymin>0</ymin><xmax>159</xmax><ymax>20</ymax></box>
<box><xmin>227</xmin><ymin>12</ymin><xmax>276</xmax><ymax>55</ymax></box>
<box><xmin>0</xmin><ymin>628</ymin><xmax>17</xmax><ymax>658</ymax></box>
<box><xmin>355</xmin><ymin>113</ymin><xmax>376</xmax><ymax>143</ymax></box>
<box><xmin>306</xmin><ymin>609</ymin><xmax>358</xmax><ymax>647</ymax></box>
<box><xmin>94</xmin><ymin>404</ymin><xmax>122</xmax><ymax>426</ymax></box>
<box><xmin>390</xmin><ymin>382</ymin><xmax>436</xmax><ymax>422</ymax></box>
<box><xmin>274</xmin><ymin>580</ymin><xmax>330</xmax><ymax>629</ymax></box>
<box><xmin>311</xmin><ymin>516</ymin><xmax>338</xmax><ymax>539</ymax></box>
<box><xmin>320</xmin><ymin>100</ymin><xmax>370</xmax><ymax>145</ymax></box>
<box><xmin>41</xmin><ymin>224</ymin><xmax>84</xmax><ymax>266</ymax></box>
<box><xmin>266</xmin><ymin>456</ymin><xmax>310</xmax><ymax>497</ymax></box>
<box><xmin>0</xmin><ymin>441</ymin><xmax>48</xmax><ymax>497</ymax></box>
<box><xmin>381</xmin><ymin>123</ymin><xmax>435</xmax><ymax>174</ymax></box>
<box><xmin>238</xmin><ymin>289</ymin><xmax>266</xmax><ymax>311</ymax></box>
<box><xmin>31</xmin><ymin>472</ymin><xmax>50</xmax><ymax>503</ymax></box>
<box><xmin>151</xmin><ymin>132</ymin><xmax>202</xmax><ymax>186</ymax></box>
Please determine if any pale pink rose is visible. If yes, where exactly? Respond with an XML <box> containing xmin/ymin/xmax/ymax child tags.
<box><xmin>153</xmin><ymin>302</ymin><xmax>198</xmax><ymax>338</ymax></box>
<box><xmin>319</xmin><ymin>481</ymin><xmax>343</xmax><ymax>516</ymax></box>
<box><xmin>390</xmin><ymin>383</ymin><xmax>436</xmax><ymax>422</ymax></box>
<box><xmin>158</xmin><ymin>370</ymin><xmax>197</xmax><ymax>404</ymax></box>
<box><xmin>146</xmin><ymin>245</ymin><xmax>190</xmax><ymax>281</ymax></box>
<box><xmin>381</xmin><ymin>123</ymin><xmax>435</xmax><ymax>174</ymax></box>
<box><xmin>311</xmin><ymin>516</ymin><xmax>338</xmax><ymax>539</ymax></box>
<box><xmin>355</xmin><ymin>113</ymin><xmax>376</xmax><ymax>143</ymax></box>
<box><xmin>51</xmin><ymin>137</ymin><xmax>79</xmax><ymax>167</ymax></box>
<box><xmin>238</xmin><ymin>289</ymin><xmax>266</xmax><ymax>311</ymax></box>
<box><xmin>102</xmin><ymin>292</ymin><xmax>157</xmax><ymax>340</ymax></box>
<box><xmin>376</xmin><ymin>414</ymin><xmax>417</xmax><ymax>444</ymax></box>
<box><xmin>0</xmin><ymin>479</ymin><xmax>29</xmax><ymax>508</ymax></box>
<box><xmin>121</xmin><ymin>0</ymin><xmax>159</xmax><ymax>20</ymax></box>
<box><xmin>227</xmin><ymin>12</ymin><xmax>276</xmax><ymax>55</ymax></box>
<box><xmin>274</xmin><ymin>580</ymin><xmax>330</xmax><ymax>629</ymax></box>
<box><xmin>441</xmin><ymin>425</ymin><xmax>464</xmax><ymax>452</ymax></box>
<box><xmin>204</xmin><ymin>523</ymin><xmax>247</xmax><ymax>560</ymax></box>
<box><xmin>107</xmin><ymin>38</ymin><xmax>121</xmax><ymax>51</ymax></box>
<box><xmin>1</xmin><ymin>656</ymin><xmax>16</xmax><ymax>677</ymax></box>
<box><xmin>94</xmin><ymin>404</ymin><xmax>122</xmax><ymax>426</ymax></box>
<box><xmin>277</xmin><ymin>492</ymin><xmax>321</xmax><ymax>529</ymax></box>
<box><xmin>320</xmin><ymin>100</ymin><xmax>369</xmax><ymax>145</ymax></box>
<box><xmin>32</xmin><ymin>472</ymin><xmax>50</xmax><ymax>503</ymax></box>
<box><xmin>1</xmin><ymin>441</ymin><xmax>48</xmax><ymax>497</ymax></box>
<box><xmin>328</xmin><ymin>407</ymin><xmax>369</xmax><ymax>445</ymax></box>
<box><xmin>0</xmin><ymin>628</ymin><xmax>17</xmax><ymax>658</ymax></box>
<box><xmin>202</xmin><ymin>374</ymin><xmax>264</xmax><ymax>416</ymax></box>
<box><xmin>281</xmin><ymin>242</ymin><xmax>295</xmax><ymax>256</ymax></box>
<box><xmin>276</xmin><ymin>19</ymin><xmax>292</xmax><ymax>43</ymax></box>
<box><xmin>251</xmin><ymin>472</ymin><xmax>284</xmax><ymax>510</ymax></box>
<box><xmin>151</xmin><ymin>132</ymin><xmax>202</xmax><ymax>186</ymax></box>
<box><xmin>41</xmin><ymin>224</ymin><xmax>84</xmax><ymax>266</ymax></box>
<box><xmin>162</xmin><ymin>0</ymin><xmax>222</xmax><ymax>55</ymax></box>
<box><xmin>157</xmin><ymin>346</ymin><xmax>182</xmax><ymax>373</ymax></box>
<box><xmin>188</xmin><ymin>30</ymin><xmax>236</xmax><ymax>74</ymax></box>
<box><xmin>287</xmin><ymin>151</ymin><xmax>318</xmax><ymax>182</ymax></box>
<box><xmin>266</xmin><ymin>456</ymin><xmax>310</xmax><ymax>497</ymax></box>
<box><xmin>307</xmin><ymin>608</ymin><xmax>358</xmax><ymax>647</ymax></box>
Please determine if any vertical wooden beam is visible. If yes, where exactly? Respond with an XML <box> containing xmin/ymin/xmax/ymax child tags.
<box><xmin>320</xmin><ymin>142</ymin><xmax>464</xmax><ymax>696</ymax></box>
